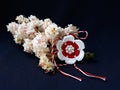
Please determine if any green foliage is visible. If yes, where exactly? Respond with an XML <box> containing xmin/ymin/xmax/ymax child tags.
<box><xmin>84</xmin><ymin>52</ymin><xmax>94</xmax><ymax>61</ymax></box>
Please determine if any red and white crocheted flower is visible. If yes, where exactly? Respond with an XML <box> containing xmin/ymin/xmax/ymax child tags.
<box><xmin>56</xmin><ymin>35</ymin><xmax>85</xmax><ymax>64</ymax></box>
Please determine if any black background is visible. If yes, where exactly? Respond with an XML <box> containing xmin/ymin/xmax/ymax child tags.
<box><xmin>0</xmin><ymin>0</ymin><xmax>120</xmax><ymax>90</ymax></box>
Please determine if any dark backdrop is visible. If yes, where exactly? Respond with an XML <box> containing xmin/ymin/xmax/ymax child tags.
<box><xmin>0</xmin><ymin>0</ymin><xmax>120</xmax><ymax>90</ymax></box>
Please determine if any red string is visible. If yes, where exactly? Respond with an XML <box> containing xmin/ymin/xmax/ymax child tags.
<box><xmin>51</xmin><ymin>38</ymin><xmax>59</xmax><ymax>62</ymax></box>
<box><xmin>54</xmin><ymin>61</ymin><xmax>82</xmax><ymax>81</ymax></box>
<box><xmin>57</xmin><ymin>64</ymin><xmax>67</xmax><ymax>67</ymax></box>
<box><xmin>74</xmin><ymin>63</ymin><xmax>106</xmax><ymax>81</ymax></box>
<box><xmin>73</xmin><ymin>30</ymin><xmax>88</xmax><ymax>40</ymax></box>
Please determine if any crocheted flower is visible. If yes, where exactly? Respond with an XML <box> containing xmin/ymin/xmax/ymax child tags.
<box><xmin>56</xmin><ymin>35</ymin><xmax>85</xmax><ymax>64</ymax></box>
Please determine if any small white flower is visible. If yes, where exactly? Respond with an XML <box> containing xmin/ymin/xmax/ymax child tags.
<box><xmin>18</xmin><ymin>22</ymin><xmax>27</xmax><ymax>34</ymax></box>
<box><xmin>28</xmin><ymin>15</ymin><xmax>43</xmax><ymax>29</ymax></box>
<box><xmin>64</xmin><ymin>24</ymin><xmax>78</xmax><ymax>35</ymax></box>
<box><xmin>26</xmin><ymin>22</ymin><xmax>36</xmax><ymax>39</ymax></box>
<box><xmin>16</xmin><ymin>15</ymin><xmax>29</xmax><ymax>23</ymax></box>
<box><xmin>7</xmin><ymin>22</ymin><xmax>19</xmax><ymax>35</ymax></box>
<box><xmin>42</xmin><ymin>18</ymin><xmax>52</xmax><ymax>29</ymax></box>
<box><xmin>56</xmin><ymin>35</ymin><xmax>85</xmax><ymax>64</ymax></box>
<box><xmin>45</xmin><ymin>23</ymin><xmax>59</xmax><ymax>39</ymax></box>
<box><xmin>39</xmin><ymin>54</ymin><xmax>55</xmax><ymax>71</ymax></box>
<box><xmin>32</xmin><ymin>34</ymin><xmax>48</xmax><ymax>53</ymax></box>
<box><xmin>17</xmin><ymin>22</ymin><xmax>28</xmax><ymax>40</ymax></box>
<box><xmin>28</xmin><ymin>15</ymin><xmax>39</xmax><ymax>21</ymax></box>
<box><xmin>23</xmin><ymin>39</ymin><xmax>33</xmax><ymax>53</ymax></box>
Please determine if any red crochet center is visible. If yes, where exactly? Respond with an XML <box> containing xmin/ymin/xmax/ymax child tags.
<box><xmin>61</xmin><ymin>41</ymin><xmax>80</xmax><ymax>58</ymax></box>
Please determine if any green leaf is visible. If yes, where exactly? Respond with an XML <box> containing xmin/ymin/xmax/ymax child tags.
<box><xmin>84</xmin><ymin>52</ymin><xmax>94</xmax><ymax>61</ymax></box>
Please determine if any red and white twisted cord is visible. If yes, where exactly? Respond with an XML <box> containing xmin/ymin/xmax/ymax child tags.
<box><xmin>54</xmin><ymin>61</ymin><xmax>82</xmax><ymax>81</ymax></box>
<box><xmin>72</xmin><ymin>30</ymin><xmax>88</xmax><ymax>40</ymax></box>
<box><xmin>74</xmin><ymin>63</ymin><xmax>106</xmax><ymax>81</ymax></box>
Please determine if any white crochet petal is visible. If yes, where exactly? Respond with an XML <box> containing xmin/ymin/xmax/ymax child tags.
<box><xmin>76</xmin><ymin>50</ymin><xmax>85</xmax><ymax>61</ymax></box>
<box><xmin>63</xmin><ymin>35</ymin><xmax>74</xmax><ymax>42</ymax></box>
<box><xmin>57</xmin><ymin>51</ymin><xmax>65</xmax><ymax>61</ymax></box>
<box><xmin>65</xmin><ymin>58</ymin><xmax>76</xmax><ymax>64</ymax></box>
<box><xmin>56</xmin><ymin>40</ymin><xmax>62</xmax><ymax>51</ymax></box>
<box><xmin>75</xmin><ymin>40</ymin><xmax>85</xmax><ymax>50</ymax></box>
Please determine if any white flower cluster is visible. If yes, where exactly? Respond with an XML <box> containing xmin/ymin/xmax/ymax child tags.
<box><xmin>7</xmin><ymin>15</ymin><xmax>78</xmax><ymax>72</ymax></box>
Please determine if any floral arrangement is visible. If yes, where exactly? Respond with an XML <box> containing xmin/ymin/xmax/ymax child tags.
<box><xmin>7</xmin><ymin>15</ymin><xmax>106</xmax><ymax>81</ymax></box>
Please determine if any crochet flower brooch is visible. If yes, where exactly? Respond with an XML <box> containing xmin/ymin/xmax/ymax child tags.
<box><xmin>7</xmin><ymin>15</ymin><xmax>106</xmax><ymax>81</ymax></box>
<box><xmin>57</xmin><ymin>35</ymin><xmax>85</xmax><ymax>64</ymax></box>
